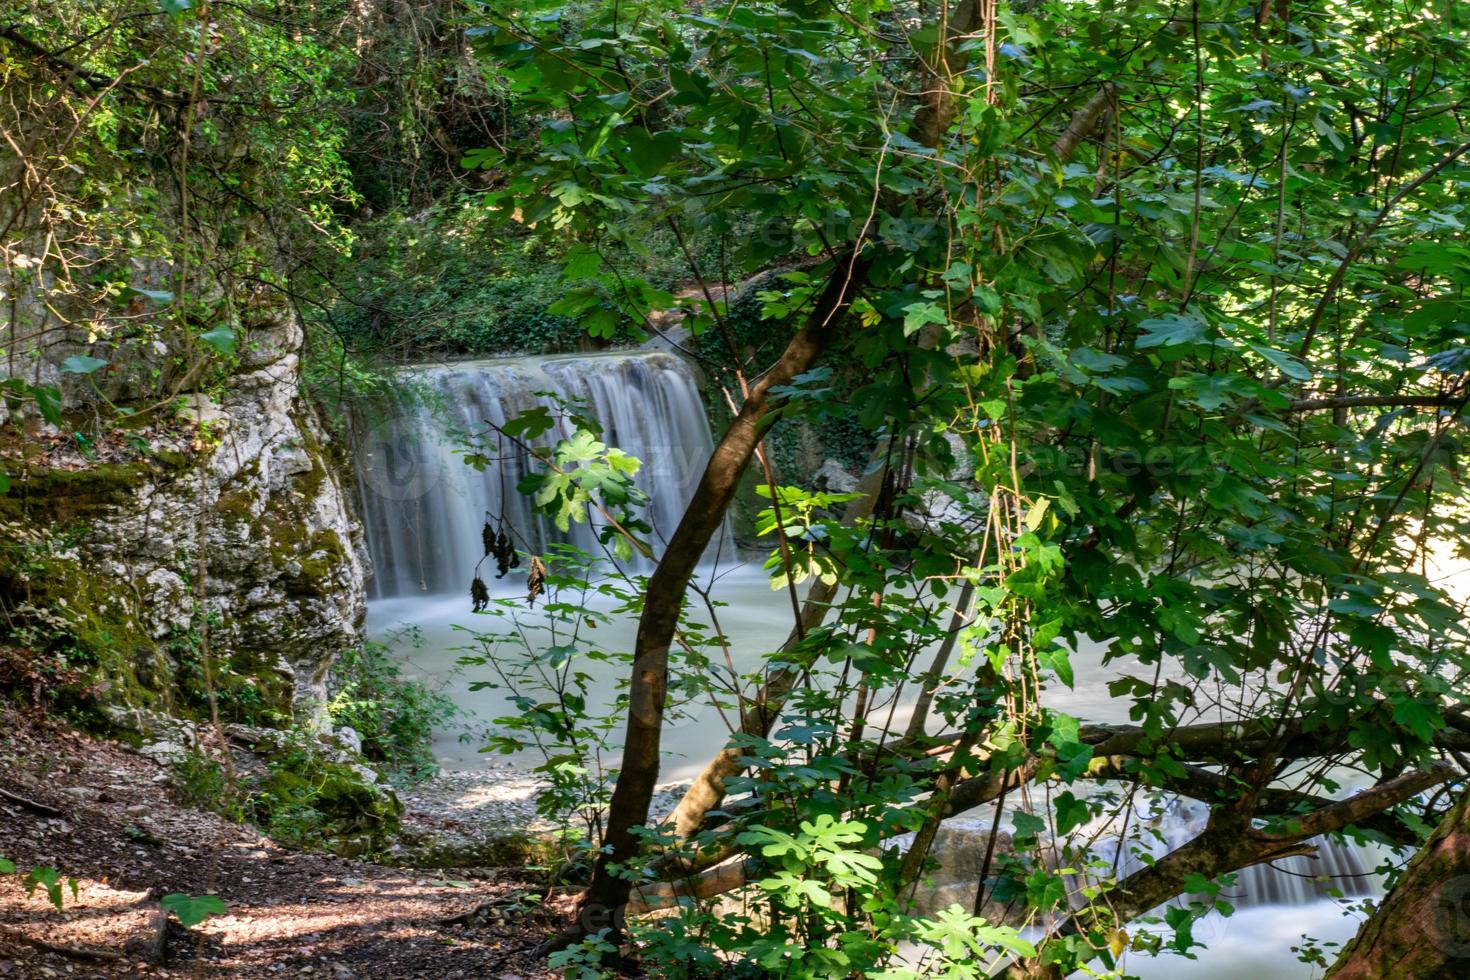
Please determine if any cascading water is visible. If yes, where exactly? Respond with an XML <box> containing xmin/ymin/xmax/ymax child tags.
<box><xmin>1101</xmin><ymin>798</ymin><xmax>1378</xmax><ymax>907</ymax></box>
<box><xmin>902</xmin><ymin>798</ymin><xmax>1384</xmax><ymax>976</ymax></box>
<box><xmin>908</xmin><ymin>798</ymin><xmax>1379</xmax><ymax>921</ymax></box>
<box><xmin>353</xmin><ymin>350</ymin><xmax>729</xmax><ymax>598</ymax></box>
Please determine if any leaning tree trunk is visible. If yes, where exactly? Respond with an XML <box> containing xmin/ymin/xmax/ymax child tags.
<box><xmin>1325</xmin><ymin>785</ymin><xmax>1470</xmax><ymax>979</ymax></box>
<box><xmin>560</xmin><ymin>250</ymin><xmax>870</xmax><ymax>946</ymax></box>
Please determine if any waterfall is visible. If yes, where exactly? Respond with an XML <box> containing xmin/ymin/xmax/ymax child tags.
<box><xmin>907</xmin><ymin>797</ymin><xmax>1380</xmax><ymax>922</ymax></box>
<box><xmin>1094</xmin><ymin>798</ymin><xmax>1380</xmax><ymax>908</ymax></box>
<box><xmin>353</xmin><ymin>350</ymin><xmax>727</xmax><ymax>598</ymax></box>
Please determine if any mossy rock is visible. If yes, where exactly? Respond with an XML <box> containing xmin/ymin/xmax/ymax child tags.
<box><xmin>382</xmin><ymin>828</ymin><xmax>562</xmax><ymax>870</ymax></box>
<box><xmin>0</xmin><ymin>530</ymin><xmax>167</xmax><ymax>718</ymax></box>
<box><xmin>0</xmin><ymin>456</ymin><xmax>184</xmax><ymax>524</ymax></box>
<box><xmin>261</xmin><ymin>760</ymin><xmax>399</xmax><ymax>834</ymax></box>
<box><xmin>0</xmin><ymin>439</ymin><xmax>351</xmax><ymax>729</ymax></box>
<box><xmin>0</xmin><ymin>530</ymin><xmax>288</xmax><ymax>729</ymax></box>
<box><xmin>230</xmin><ymin>727</ymin><xmax>403</xmax><ymax>854</ymax></box>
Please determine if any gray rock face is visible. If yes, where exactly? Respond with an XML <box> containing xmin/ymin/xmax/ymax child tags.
<box><xmin>813</xmin><ymin>458</ymin><xmax>860</xmax><ymax>493</ymax></box>
<box><xmin>1</xmin><ymin>304</ymin><xmax>366</xmax><ymax>727</ymax></box>
<box><xmin>125</xmin><ymin>362</ymin><xmax>363</xmax><ymax>719</ymax></box>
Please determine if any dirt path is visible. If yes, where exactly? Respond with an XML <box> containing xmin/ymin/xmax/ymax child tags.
<box><xmin>0</xmin><ymin>709</ymin><xmax>559</xmax><ymax>978</ymax></box>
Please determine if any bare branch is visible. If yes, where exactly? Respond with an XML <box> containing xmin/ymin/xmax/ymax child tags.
<box><xmin>1286</xmin><ymin>393</ymin><xmax>1469</xmax><ymax>413</ymax></box>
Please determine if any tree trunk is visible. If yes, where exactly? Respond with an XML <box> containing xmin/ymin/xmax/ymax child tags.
<box><xmin>1326</xmin><ymin>785</ymin><xmax>1470</xmax><ymax>979</ymax></box>
<box><xmin>666</xmin><ymin>462</ymin><xmax>886</xmax><ymax>841</ymax></box>
<box><xmin>565</xmin><ymin>250</ymin><xmax>870</xmax><ymax>943</ymax></box>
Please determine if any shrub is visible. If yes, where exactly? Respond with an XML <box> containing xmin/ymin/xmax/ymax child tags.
<box><xmin>327</xmin><ymin>636</ymin><xmax>460</xmax><ymax>786</ymax></box>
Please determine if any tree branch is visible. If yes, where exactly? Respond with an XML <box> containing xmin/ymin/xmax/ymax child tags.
<box><xmin>1286</xmin><ymin>393</ymin><xmax>1469</xmax><ymax>413</ymax></box>
<box><xmin>1006</xmin><ymin>763</ymin><xmax>1457</xmax><ymax>979</ymax></box>
<box><xmin>1295</xmin><ymin>141</ymin><xmax>1470</xmax><ymax>359</ymax></box>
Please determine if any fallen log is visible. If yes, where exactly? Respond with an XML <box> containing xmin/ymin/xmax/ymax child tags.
<box><xmin>633</xmin><ymin>757</ymin><xmax>1451</xmax><ymax>909</ymax></box>
<box><xmin>629</xmin><ymin>858</ymin><xmax>757</xmax><ymax>914</ymax></box>
<box><xmin>1003</xmin><ymin>762</ymin><xmax>1459</xmax><ymax>979</ymax></box>
<box><xmin>126</xmin><ymin>901</ymin><xmax>169</xmax><ymax>965</ymax></box>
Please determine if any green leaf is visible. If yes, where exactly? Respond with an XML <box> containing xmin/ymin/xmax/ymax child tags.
<box><xmin>1054</xmin><ymin>792</ymin><xmax>1091</xmax><ymax>834</ymax></box>
<box><xmin>162</xmin><ymin>892</ymin><xmax>228</xmax><ymax>928</ymax></box>
<box><xmin>33</xmin><ymin>385</ymin><xmax>62</xmax><ymax>425</ymax></box>
<box><xmin>581</xmin><ymin>308</ymin><xmax>618</xmax><ymax>339</ymax></box>
<box><xmin>1094</xmin><ymin>376</ymin><xmax>1150</xmax><ymax>395</ymax></box>
<box><xmin>1136</xmin><ymin>314</ymin><xmax>1206</xmax><ymax>349</ymax></box>
<box><xmin>1251</xmin><ymin>344</ymin><xmax>1313</xmax><ymax>381</ymax></box>
<box><xmin>1047</xmin><ymin>712</ymin><xmax>1081</xmax><ymax>749</ymax></box>
<box><xmin>1071</xmin><ymin>347</ymin><xmax>1127</xmax><ymax>373</ymax></box>
<box><xmin>902</xmin><ymin>301</ymin><xmax>948</xmax><ymax>337</ymax></box>
<box><xmin>941</xmin><ymin>261</ymin><xmax>973</xmax><ymax>289</ymax></box>
<box><xmin>547</xmin><ymin>288</ymin><xmax>598</xmax><ymax>317</ymax></box>
<box><xmin>1390</xmin><ymin>697</ymin><xmax>1441</xmax><ymax>743</ymax></box>
<box><xmin>60</xmin><ymin>355</ymin><xmax>109</xmax><ymax>375</ymax></box>
<box><xmin>459</xmin><ymin>147</ymin><xmax>497</xmax><ymax>170</ymax></box>
<box><xmin>502</xmin><ymin>407</ymin><xmax>555</xmax><ymax>441</ymax></box>
<box><xmin>1312</xmin><ymin>113</ymin><xmax>1345</xmax><ymax>151</ymax></box>
<box><xmin>23</xmin><ymin>867</ymin><xmax>64</xmax><ymax>910</ymax></box>
<box><xmin>1011</xmin><ymin>810</ymin><xmax>1046</xmax><ymax>844</ymax></box>
<box><xmin>561</xmin><ymin>246</ymin><xmax>601</xmax><ymax>281</ymax></box>
<box><xmin>1168</xmin><ymin>373</ymin><xmax>1236</xmax><ymax>411</ymax></box>
<box><xmin>1038</xmin><ymin>646</ymin><xmax>1074</xmax><ymax>688</ymax></box>
<box><xmin>199</xmin><ymin>326</ymin><xmax>236</xmax><ymax>356</ymax></box>
<box><xmin>973</xmin><ymin>285</ymin><xmax>1003</xmax><ymax>317</ymax></box>
<box><xmin>0</xmin><ymin>857</ymin><xmax>14</xmax><ymax>874</ymax></box>
<box><xmin>1181</xmin><ymin>872</ymin><xmax>1220</xmax><ymax>896</ymax></box>
<box><xmin>122</xmin><ymin>286</ymin><xmax>175</xmax><ymax>304</ymax></box>
<box><xmin>615</xmin><ymin>130</ymin><xmax>681</xmax><ymax>176</ymax></box>
<box><xmin>160</xmin><ymin>0</ymin><xmax>192</xmax><ymax>13</ymax></box>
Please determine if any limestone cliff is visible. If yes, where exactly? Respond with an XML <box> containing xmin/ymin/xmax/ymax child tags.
<box><xmin>0</xmin><ymin>306</ymin><xmax>366</xmax><ymax>730</ymax></box>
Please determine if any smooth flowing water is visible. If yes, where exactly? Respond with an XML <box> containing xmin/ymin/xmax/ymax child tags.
<box><xmin>359</xmin><ymin>350</ymin><xmax>1387</xmax><ymax>978</ymax></box>
<box><xmin>355</xmin><ymin>350</ymin><xmax>729</xmax><ymax>598</ymax></box>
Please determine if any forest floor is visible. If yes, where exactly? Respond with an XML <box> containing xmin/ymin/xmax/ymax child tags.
<box><xmin>0</xmin><ymin>707</ymin><xmax>559</xmax><ymax>979</ymax></box>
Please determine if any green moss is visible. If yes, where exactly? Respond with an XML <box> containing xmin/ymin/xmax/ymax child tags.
<box><xmin>383</xmin><ymin>830</ymin><xmax>561</xmax><ymax>870</ymax></box>
<box><xmin>0</xmin><ymin>455</ymin><xmax>261</xmax><ymax>727</ymax></box>
<box><xmin>0</xmin><ymin>526</ymin><xmax>167</xmax><ymax>722</ymax></box>
<box><xmin>228</xmin><ymin>433</ymin><xmax>348</xmax><ymax>599</ymax></box>
<box><xmin>223</xmin><ymin>732</ymin><xmax>403</xmax><ymax>855</ymax></box>
<box><xmin>205</xmin><ymin>649</ymin><xmax>295</xmax><ymax>727</ymax></box>
<box><xmin>261</xmin><ymin>522</ymin><xmax>348</xmax><ymax>598</ymax></box>
<box><xmin>0</xmin><ymin>431</ymin><xmax>355</xmax><ymax>729</ymax></box>
<box><xmin>0</xmin><ymin>460</ymin><xmax>157</xmax><ymax>523</ymax></box>
<box><xmin>152</xmin><ymin>449</ymin><xmax>191</xmax><ymax>469</ymax></box>
<box><xmin>300</xmin><ymin>528</ymin><xmax>348</xmax><ymax>588</ymax></box>
<box><xmin>294</xmin><ymin>438</ymin><xmax>331</xmax><ymax>500</ymax></box>
<box><xmin>212</xmin><ymin>486</ymin><xmax>258</xmax><ymax>526</ymax></box>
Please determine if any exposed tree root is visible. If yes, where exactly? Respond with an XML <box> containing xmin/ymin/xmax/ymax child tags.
<box><xmin>0</xmin><ymin>926</ymin><xmax>123</xmax><ymax>962</ymax></box>
<box><xmin>0</xmin><ymin>786</ymin><xmax>64</xmax><ymax>817</ymax></box>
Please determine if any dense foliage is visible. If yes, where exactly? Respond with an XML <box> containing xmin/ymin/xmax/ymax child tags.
<box><xmin>461</xmin><ymin>0</ymin><xmax>1470</xmax><ymax>976</ymax></box>
<box><xmin>0</xmin><ymin>0</ymin><xmax>361</xmax><ymax>425</ymax></box>
<box><xmin>328</xmin><ymin>633</ymin><xmax>462</xmax><ymax>786</ymax></box>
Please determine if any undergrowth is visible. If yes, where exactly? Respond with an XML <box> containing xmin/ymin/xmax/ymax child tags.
<box><xmin>327</xmin><ymin>632</ymin><xmax>461</xmax><ymax>787</ymax></box>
